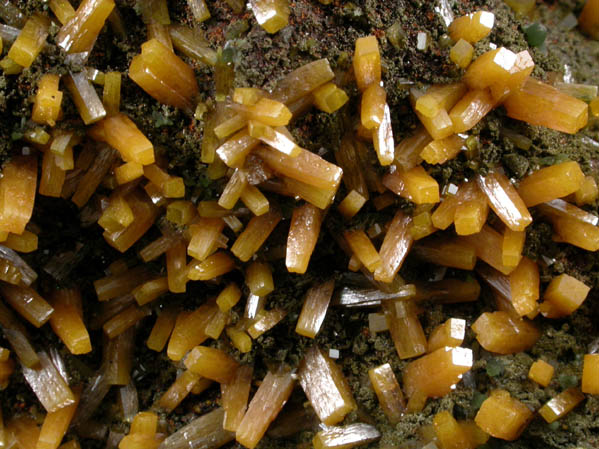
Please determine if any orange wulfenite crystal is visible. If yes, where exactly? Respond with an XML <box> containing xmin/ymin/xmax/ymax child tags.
<box><xmin>538</xmin><ymin>388</ymin><xmax>585</xmax><ymax>423</ymax></box>
<box><xmin>475</xmin><ymin>390</ymin><xmax>533</xmax><ymax>441</ymax></box>
<box><xmin>582</xmin><ymin>354</ymin><xmax>599</xmax><ymax>394</ymax></box>
<box><xmin>528</xmin><ymin>359</ymin><xmax>554</xmax><ymax>387</ymax></box>
<box><xmin>403</xmin><ymin>346</ymin><xmax>473</xmax><ymax>398</ymax></box>
<box><xmin>472</xmin><ymin>311</ymin><xmax>540</xmax><ymax>354</ymax></box>
<box><xmin>504</xmin><ymin>78</ymin><xmax>588</xmax><ymax>134</ymax></box>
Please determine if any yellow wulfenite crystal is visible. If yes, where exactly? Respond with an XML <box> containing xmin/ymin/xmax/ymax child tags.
<box><xmin>57</xmin><ymin>0</ymin><xmax>115</xmax><ymax>53</ymax></box>
<box><xmin>32</xmin><ymin>74</ymin><xmax>63</xmax><ymax>126</ymax></box>
<box><xmin>517</xmin><ymin>161</ymin><xmax>584</xmax><ymax>207</ymax></box>
<box><xmin>403</xmin><ymin>346</ymin><xmax>473</xmax><ymax>398</ymax></box>
<box><xmin>540</xmin><ymin>273</ymin><xmax>590</xmax><ymax>318</ymax></box>
<box><xmin>475</xmin><ymin>390</ymin><xmax>532</xmax><ymax>441</ymax></box>
<box><xmin>538</xmin><ymin>388</ymin><xmax>585</xmax><ymax>423</ymax></box>
<box><xmin>7</xmin><ymin>14</ymin><xmax>49</xmax><ymax>68</ymax></box>
<box><xmin>249</xmin><ymin>0</ymin><xmax>290</xmax><ymax>34</ymax></box>
<box><xmin>528</xmin><ymin>359</ymin><xmax>554</xmax><ymax>387</ymax></box>
<box><xmin>579</xmin><ymin>0</ymin><xmax>599</xmax><ymax>40</ymax></box>
<box><xmin>448</xmin><ymin>11</ymin><xmax>495</xmax><ymax>44</ymax></box>
<box><xmin>298</xmin><ymin>346</ymin><xmax>357</xmax><ymax>425</ymax></box>
<box><xmin>504</xmin><ymin>79</ymin><xmax>589</xmax><ymax>134</ymax></box>
<box><xmin>582</xmin><ymin>354</ymin><xmax>599</xmax><ymax>394</ymax></box>
<box><xmin>129</xmin><ymin>39</ymin><xmax>199</xmax><ymax>111</ymax></box>
<box><xmin>353</xmin><ymin>35</ymin><xmax>381</xmax><ymax>91</ymax></box>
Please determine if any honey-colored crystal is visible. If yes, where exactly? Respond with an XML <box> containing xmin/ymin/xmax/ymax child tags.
<box><xmin>222</xmin><ymin>365</ymin><xmax>253</xmax><ymax>432</ymax></box>
<box><xmin>296</xmin><ymin>279</ymin><xmax>334</xmax><ymax>338</ymax></box>
<box><xmin>0</xmin><ymin>283</ymin><xmax>53</xmax><ymax>328</ymax></box>
<box><xmin>256</xmin><ymin>145</ymin><xmax>343</xmax><ymax>190</ymax></box>
<box><xmin>103</xmin><ymin>305</ymin><xmax>149</xmax><ymax>339</ymax></box>
<box><xmin>464</xmin><ymin>48</ymin><xmax>534</xmax><ymax>98</ymax></box>
<box><xmin>344</xmin><ymin>229</ymin><xmax>381</xmax><ymax>273</ymax></box>
<box><xmin>475</xmin><ymin>390</ymin><xmax>532</xmax><ymax>441</ymax></box>
<box><xmin>373</xmin><ymin>103</ymin><xmax>395</xmax><ymax>166</ymax></box>
<box><xmin>431</xmin><ymin>194</ymin><xmax>458</xmax><ymax>230</ymax></box>
<box><xmin>403</xmin><ymin>346</ymin><xmax>473</xmax><ymax>398</ymax></box>
<box><xmin>383</xmin><ymin>166</ymin><xmax>440</xmax><ymax>204</ymax></box>
<box><xmin>509</xmin><ymin>257</ymin><xmax>539</xmax><ymax>316</ymax></box>
<box><xmin>57</xmin><ymin>0</ymin><xmax>114</xmax><ymax>53</ymax></box>
<box><xmin>448</xmin><ymin>11</ymin><xmax>495</xmax><ymax>43</ymax></box>
<box><xmin>0</xmin><ymin>156</ymin><xmax>37</xmax><ymax>235</ymax></box>
<box><xmin>312</xmin><ymin>423</ymin><xmax>381</xmax><ymax>449</ymax></box>
<box><xmin>394</xmin><ymin>126</ymin><xmax>431</xmax><ymax>170</ymax></box>
<box><xmin>353</xmin><ymin>36</ymin><xmax>381</xmax><ymax>91</ymax></box>
<box><xmin>286</xmin><ymin>203</ymin><xmax>322</xmax><ymax>274</ymax></box>
<box><xmin>361</xmin><ymin>84</ymin><xmax>386</xmax><ymax>130</ymax></box>
<box><xmin>103</xmin><ymin>191</ymin><xmax>159</xmax><ymax>253</ymax></box>
<box><xmin>187</xmin><ymin>218</ymin><xmax>225</xmax><ymax>261</ymax></box>
<box><xmin>449</xmin><ymin>89</ymin><xmax>494</xmax><ymax>133</ymax></box>
<box><xmin>129</xmin><ymin>39</ymin><xmax>199</xmax><ymax>111</ymax></box>
<box><xmin>552</xmin><ymin>215</ymin><xmax>599</xmax><ymax>251</ymax></box>
<box><xmin>518</xmin><ymin>161</ymin><xmax>585</xmax><ymax>207</ymax></box>
<box><xmin>433</xmin><ymin>410</ymin><xmax>474</xmax><ymax>449</ymax></box>
<box><xmin>157</xmin><ymin>369</ymin><xmax>200</xmax><ymax>412</ymax></box>
<box><xmin>313</xmin><ymin>82</ymin><xmax>349</xmax><ymax>113</ymax></box>
<box><xmin>166</xmin><ymin>303</ymin><xmax>215</xmax><ymax>361</ymax></box>
<box><xmin>143</xmin><ymin>164</ymin><xmax>184</xmax><ymax>198</ymax></box>
<box><xmin>249</xmin><ymin>0</ymin><xmax>289</xmax><ymax>34</ymax></box>
<box><xmin>409</xmin><ymin>209</ymin><xmax>436</xmax><ymax>240</ymax></box>
<box><xmin>90</xmin><ymin>114</ymin><xmax>154</xmax><ymax>165</ymax></box>
<box><xmin>411</xmin><ymin>97</ymin><xmax>455</xmax><ymax>140</ymax></box>
<box><xmin>540</xmin><ymin>273</ymin><xmax>590</xmax><ymax>318</ymax></box>
<box><xmin>574</xmin><ymin>175</ymin><xmax>598</xmax><ymax>205</ymax></box>
<box><xmin>226</xmin><ymin>326</ymin><xmax>252</xmax><ymax>353</ymax></box>
<box><xmin>337</xmin><ymin>190</ymin><xmax>367</xmax><ymax>219</ymax></box>
<box><xmin>415</xmin><ymin>83</ymin><xmax>468</xmax><ymax>119</ymax></box>
<box><xmin>4</xmin><ymin>230</ymin><xmax>38</xmax><ymax>253</ymax></box>
<box><xmin>528</xmin><ymin>359</ymin><xmax>554</xmax><ymax>387</ymax></box>
<box><xmin>502</xmin><ymin>229</ymin><xmax>525</xmax><ymax>268</ymax></box>
<box><xmin>32</xmin><ymin>74</ymin><xmax>63</xmax><ymax>126</ymax></box>
<box><xmin>187</xmin><ymin>251</ymin><xmax>235</xmax><ymax>280</ymax></box>
<box><xmin>477</xmin><ymin>171</ymin><xmax>532</xmax><ymax>231</ymax></box>
<box><xmin>374</xmin><ymin>210</ymin><xmax>413</xmax><ymax>283</ymax></box>
<box><xmin>461</xmin><ymin>224</ymin><xmax>515</xmax><ymax>275</ymax></box>
<box><xmin>454</xmin><ymin>180</ymin><xmax>489</xmax><ymax>235</ymax></box>
<box><xmin>102</xmin><ymin>71</ymin><xmax>121</xmax><ymax>115</ymax></box>
<box><xmin>245</xmin><ymin>261</ymin><xmax>274</xmax><ymax>297</ymax></box>
<box><xmin>146</xmin><ymin>306</ymin><xmax>176</xmax><ymax>352</ymax></box>
<box><xmin>412</xmin><ymin>237</ymin><xmax>476</xmax><ymax>270</ymax></box>
<box><xmin>7</xmin><ymin>14</ymin><xmax>49</xmax><ymax>68</ymax></box>
<box><xmin>298</xmin><ymin>345</ymin><xmax>357</xmax><ymax>425</ymax></box>
<box><xmin>271</xmin><ymin>58</ymin><xmax>335</xmax><ymax>105</ymax></box>
<box><xmin>579</xmin><ymin>0</ymin><xmax>599</xmax><ymax>39</ymax></box>
<box><xmin>231</xmin><ymin>209</ymin><xmax>281</xmax><ymax>262</ymax></box>
<box><xmin>582</xmin><ymin>354</ymin><xmax>599</xmax><ymax>394</ymax></box>
<box><xmin>368</xmin><ymin>363</ymin><xmax>405</xmax><ymax>424</ymax></box>
<box><xmin>216</xmin><ymin>283</ymin><xmax>242</xmax><ymax>313</ymax></box>
<box><xmin>37</xmin><ymin>390</ymin><xmax>80</xmax><ymax>449</ymax></box>
<box><xmin>235</xmin><ymin>369</ymin><xmax>295</xmax><ymax>449</ymax></box>
<box><xmin>539</xmin><ymin>388</ymin><xmax>585</xmax><ymax>423</ymax></box>
<box><xmin>383</xmin><ymin>299</ymin><xmax>427</xmax><ymax>360</ymax></box>
<box><xmin>184</xmin><ymin>346</ymin><xmax>238</xmax><ymax>384</ymax></box>
<box><xmin>420</xmin><ymin>135</ymin><xmax>464</xmax><ymax>165</ymax></box>
<box><xmin>48</xmin><ymin>289</ymin><xmax>92</xmax><ymax>355</ymax></box>
<box><xmin>450</xmin><ymin>39</ymin><xmax>474</xmax><ymax>68</ymax></box>
<box><xmin>472</xmin><ymin>311</ymin><xmax>540</xmax><ymax>354</ymax></box>
<box><xmin>247</xmin><ymin>308</ymin><xmax>286</xmax><ymax>338</ymax></box>
<box><xmin>504</xmin><ymin>78</ymin><xmax>589</xmax><ymax>134</ymax></box>
<box><xmin>427</xmin><ymin>318</ymin><xmax>466</xmax><ymax>352</ymax></box>
<box><xmin>50</xmin><ymin>0</ymin><xmax>76</xmax><ymax>24</ymax></box>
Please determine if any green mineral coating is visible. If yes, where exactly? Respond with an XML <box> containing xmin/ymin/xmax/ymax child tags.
<box><xmin>524</xmin><ymin>22</ymin><xmax>548</xmax><ymax>47</ymax></box>
<box><xmin>1</xmin><ymin>0</ymin><xmax>599</xmax><ymax>449</ymax></box>
<box><xmin>486</xmin><ymin>358</ymin><xmax>505</xmax><ymax>377</ymax></box>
